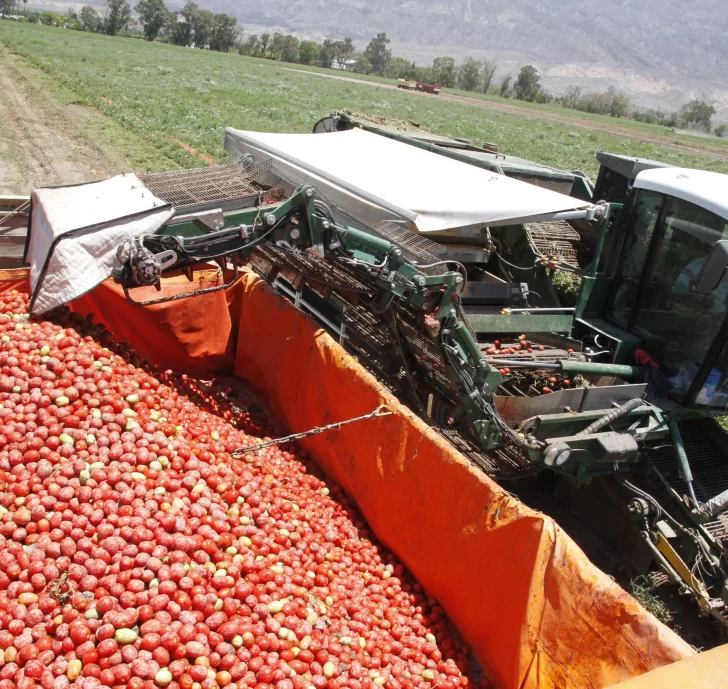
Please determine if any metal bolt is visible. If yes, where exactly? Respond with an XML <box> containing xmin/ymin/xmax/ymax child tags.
<box><xmin>321</xmin><ymin>220</ymin><xmax>330</xmax><ymax>230</ymax></box>
<box><xmin>265</xmin><ymin>214</ymin><xmax>276</xmax><ymax>227</ymax></box>
<box><xmin>305</xmin><ymin>188</ymin><xmax>314</xmax><ymax>197</ymax></box>
<box><xmin>393</xmin><ymin>248</ymin><xmax>402</xmax><ymax>257</ymax></box>
<box><xmin>289</xmin><ymin>228</ymin><xmax>300</xmax><ymax>240</ymax></box>
<box><xmin>416</xmin><ymin>276</ymin><xmax>426</xmax><ymax>287</ymax></box>
<box><xmin>455</xmin><ymin>276</ymin><xmax>463</xmax><ymax>284</ymax></box>
<box><xmin>556</xmin><ymin>451</ymin><xmax>571</xmax><ymax>466</ymax></box>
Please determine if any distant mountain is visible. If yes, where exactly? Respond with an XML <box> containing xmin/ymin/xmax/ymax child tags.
<box><xmin>199</xmin><ymin>0</ymin><xmax>723</xmax><ymax>79</ymax></box>
<box><xmin>192</xmin><ymin>0</ymin><xmax>728</xmax><ymax>119</ymax></box>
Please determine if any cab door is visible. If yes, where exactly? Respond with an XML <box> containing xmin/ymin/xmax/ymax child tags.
<box><xmin>627</xmin><ymin>196</ymin><xmax>728</xmax><ymax>402</ymax></box>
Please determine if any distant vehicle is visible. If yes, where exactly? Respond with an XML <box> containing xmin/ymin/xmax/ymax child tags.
<box><xmin>396</xmin><ymin>79</ymin><xmax>442</xmax><ymax>95</ymax></box>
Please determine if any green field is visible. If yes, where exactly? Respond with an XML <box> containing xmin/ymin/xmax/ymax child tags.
<box><xmin>276</xmin><ymin>59</ymin><xmax>728</xmax><ymax>153</ymax></box>
<box><xmin>2</xmin><ymin>21</ymin><xmax>728</xmax><ymax>178</ymax></box>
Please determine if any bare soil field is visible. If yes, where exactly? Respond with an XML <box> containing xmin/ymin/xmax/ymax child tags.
<box><xmin>0</xmin><ymin>47</ymin><xmax>167</xmax><ymax>194</ymax></box>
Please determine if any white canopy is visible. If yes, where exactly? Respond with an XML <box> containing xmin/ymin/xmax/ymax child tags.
<box><xmin>27</xmin><ymin>174</ymin><xmax>173</xmax><ymax>314</ymax></box>
<box><xmin>225</xmin><ymin>128</ymin><xmax>593</xmax><ymax>233</ymax></box>
<box><xmin>634</xmin><ymin>167</ymin><xmax>728</xmax><ymax>222</ymax></box>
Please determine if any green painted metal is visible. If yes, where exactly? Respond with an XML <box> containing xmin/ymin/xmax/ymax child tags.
<box><xmin>522</xmin><ymin>405</ymin><xmax>667</xmax><ymax>482</ymax></box>
<box><xmin>570</xmin><ymin>174</ymin><xmax>594</xmax><ymax>202</ymax></box>
<box><xmin>532</xmin><ymin>406</ymin><xmax>662</xmax><ymax>437</ymax></box>
<box><xmin>668</xmin><ymin>417</ymin><xmax>697</xmax><ymax>503</ymax></box>
<box><xmin>575</xmin><ymin>276</ymin><xmax>611</xmax><ymax>320</ymax></box>
<box><xmin>466</xmin><ymin>313</ymin><xmax>574</xmax><ymax>333</ymax></box>
<box><xmin>338</xmin><ymin>225</ymin><xmax>392</xmax><ymax>254</ymax></box>
<box><xmin>559</xmin><ymin>360</ymin><xmax>639</xmax><ymax>377</ymax></box>
<box><xmin>573</xmin><ymin>316</ymin><xmax>641</xmax><ymax>364</ymax></box>
<box><xmin>590</xmin><ymin>203</ymin><xmax>623</xmax><ymax>277</ymax></box>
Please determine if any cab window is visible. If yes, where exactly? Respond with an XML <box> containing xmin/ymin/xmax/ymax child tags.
<box><xmin>694</xmin><ymin>338</ymin><xmax>728</xmax><ymax>409</ymax></box>
<box><xmin>632</xmin><ymin>197</ymin><xmax>728</xmax><ymax>401</ymax></box>
<box><xmin>608</xmin><ymin>190</ymin><xmax>663</xmax><ymax>327</ymax></box>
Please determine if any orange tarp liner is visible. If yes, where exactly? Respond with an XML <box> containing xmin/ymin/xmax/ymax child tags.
<box><xmin>70</xmin><ymin>271</ymin><xmax>241</xmax><ymax>377</ymax></box>
<box><xmin>0</xmin><ymin>271</ymin><xmax>701</xmax><ymax>689</ymax></box>
<box><xmin>229</xmin><ymin>273</ymin><xmax>695</xmax><ymax>689</ymax></box>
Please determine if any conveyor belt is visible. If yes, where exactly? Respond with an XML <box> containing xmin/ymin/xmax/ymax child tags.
<box><xmin>370</xmin><ymin>221</ymin><xmax>447</xmax><ymax>272</ymax></box>
<box><xmin>440</xmin><ymin>429</ymin><xmax>531</xmax><ymax>477</ymax></box>
<box><xmin>0</xmin><ymin>210</ymin><xmax>28</xmax><ymax>269</ymax></box>
<box><xmin>646</xmin><ymin>420</ymin><xmax>728</xmax><ymax>542</ymax></box>
<box><xmin>341</xmin><ymin>303</ymin><xmax>396</xmax><ymax>356</ymax></box>
<box><xmin>141</xmin><ymin>158</ymin><xmax>283</xmax><ymax>212</ymax></box>
<box><xmin>253</xmin><ymin>244</ymin><xmax>371</xmax><ymax>295</ymax></box>
<box><xmin>258</xmin><ymin>242</ymin><xmax>534</xmax><ymax>479</ymax></box>
<box><xmin>526</xmin><ymin>220</ymin><xmax>594</xmax><ymax>269</ymax></box>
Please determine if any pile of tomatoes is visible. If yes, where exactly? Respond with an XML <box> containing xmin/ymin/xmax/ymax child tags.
<box><xmin>0</xmin><ymin>291</ymin><xmax>486</xmax><ymax>689</ymax></box>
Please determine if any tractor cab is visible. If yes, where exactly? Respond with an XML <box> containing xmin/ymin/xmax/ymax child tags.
<box><xmin>591</xmin><ymin>160</ymin><xmax>728</xmax><ymax>410</ymax></box>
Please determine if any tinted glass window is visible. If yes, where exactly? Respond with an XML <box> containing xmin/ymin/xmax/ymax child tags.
<box><xmin>609</xmin><ymin>190</ymin><xmax>663</xmax><ymax>326</ymax></box>
<box><xmin>694</xmin><ymin>339</ymin><xmax>728</xmax><ymax>409</ymax></box>
<box><xmin>632</xmin><ymin>197</ymin><xmax>728</xmax><ymax>400</ymax></box>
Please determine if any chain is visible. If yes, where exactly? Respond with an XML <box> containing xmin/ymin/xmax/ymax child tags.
<box><xmin>231</xmin><ymin>405</ymin><xmax>393</xmax><ymax>456</ymax></box>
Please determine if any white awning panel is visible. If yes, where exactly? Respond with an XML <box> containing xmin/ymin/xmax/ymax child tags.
<box><xmin>27</xmin><ymin>174</ymin><xmax>173</xmax><ymax>314</ymax></box>
<box><xmin>225</xmin><ymin>128</ymin><xmax>593</xmax><ymax>232</ymax></box>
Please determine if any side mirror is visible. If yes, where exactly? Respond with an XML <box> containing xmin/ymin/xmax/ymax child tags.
<box><xmin>695</xmin><ymin>240</ymin><xmax>728</xmax><ymax>293</ymax></box>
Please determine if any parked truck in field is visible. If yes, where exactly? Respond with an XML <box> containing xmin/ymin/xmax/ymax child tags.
<box><xmin>397</xmin><ymin>78</ymin><xmax>442</xmax><ymax>94</ymax></box>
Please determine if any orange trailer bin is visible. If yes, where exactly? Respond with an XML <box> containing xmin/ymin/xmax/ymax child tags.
<box><xmin>2</xmin><ymin>269</ymin><xmax>726</xmax><ymax>689</ymax></box>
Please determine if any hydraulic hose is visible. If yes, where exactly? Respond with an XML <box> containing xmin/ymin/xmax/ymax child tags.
<box><xmin>668</xmin><ymin>418</ymin><xmax>698</xmax><ymax>505</ymax></box>
<box><xmin>559</xmin><ymin>360</ymin><xmax>639</xmax><ymax>377</ymax></box>
<box><xmin>576</xmin><ymin>398</ymin><xmax>644</xmax><ymax>436</ymax></box>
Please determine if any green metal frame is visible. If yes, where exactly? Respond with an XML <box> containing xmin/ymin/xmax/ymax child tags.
<box><xmin>154</xmin><ymin>184</ymin><xmax>506</xmax><ymax>451</ymax></box>
<box><xmin>131</xmin><ymin>185</ymin><xmax>683</xmax><ymax>482</ymax></box>
<box><xmin>467</xmin><ymin>313</ymin><xmax>574</xmax><ymax>333</ymax></box>
<box><xmin>519</xmin><ymin>400</ymin><xmax>668</xmax><ymax>484</ymax></box>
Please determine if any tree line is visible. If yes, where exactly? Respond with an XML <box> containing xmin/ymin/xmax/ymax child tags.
<box><xmin>456</xmin><ymin>61</ymin><xmax>720</xmax><ymax>134</ymax></box>
<box><xmin>3</xmin><ymin>2</ymin><xmax>722</xmax><ymax>136</ymax></box>
<box><xmin>12</xmin><ymin>0</ymin><xmax>242</xmax><ymax>53</ymax></box>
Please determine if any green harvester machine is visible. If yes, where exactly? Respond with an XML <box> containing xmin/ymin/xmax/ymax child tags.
<box><xmin>26</xmin><ymin>114</ymin><xmax>728</xmax><ymax>630</ymax></box>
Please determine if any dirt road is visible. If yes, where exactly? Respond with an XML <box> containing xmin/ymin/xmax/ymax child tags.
<box><xmin>289</xmin><ymin>68</ymin><xmax>728</xmax><ymax>162</ymax></box>
<box><xmin>0</xmin><ymin>47</ymin><xmax>133</xmax><ymax>195</ymax></box>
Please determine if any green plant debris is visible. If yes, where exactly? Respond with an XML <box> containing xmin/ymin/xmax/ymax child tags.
<box><xmin>551</xmin><ymin>269</ymin><xmax>583</xmax><ymax>297</ymax></box>
<box><xmin>629</xmin><ymin>576</ymin><xmax>674</xmax><ymax>624</ymax></box>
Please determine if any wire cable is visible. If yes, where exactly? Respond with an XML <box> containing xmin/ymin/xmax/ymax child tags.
<box><xmin>495</xmin><ymin>252</ymin><xmax>539</xmax><ymax>272</ymax></box>
<box><xmin>414</xmin><ymin>259</ymin><xmax>468</xmax><ymax>292</ymax></box>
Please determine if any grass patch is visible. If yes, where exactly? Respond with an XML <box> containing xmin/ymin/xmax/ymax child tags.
<box><xmin>1</xmin><ymin>22</ymin><xmax>728</xmax><ymax>178</ymax></box>
<box><xmin>442</xmin><ymin>87</ymin><xmax>728</xmax><ymax>149</ymax></box>
<box><xmin>2</xmin><ymin>48</ymin><xmax>181</xmax><ymax>174</ymax></box>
